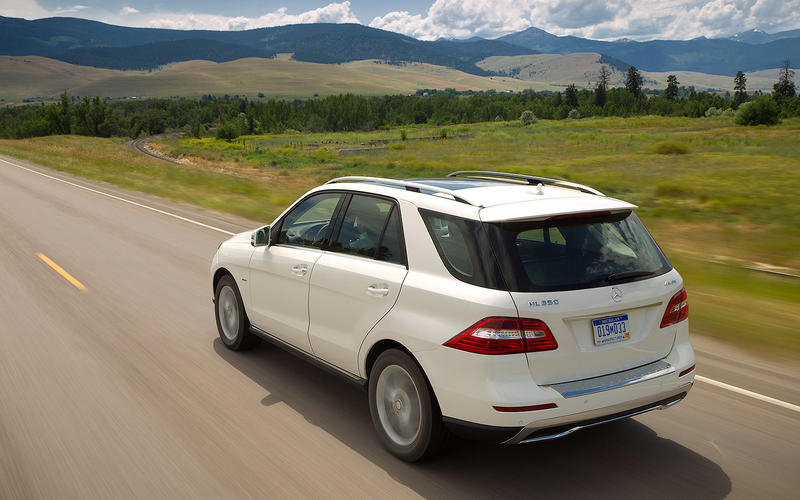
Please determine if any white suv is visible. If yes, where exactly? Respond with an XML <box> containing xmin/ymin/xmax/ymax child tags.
<box><xmin>211</xmin><ymin>171</ymin><xmax>694</xmax><ymax>461</ymax></box>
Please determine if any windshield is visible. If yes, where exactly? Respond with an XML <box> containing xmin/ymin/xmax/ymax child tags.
<box><xmin>486</xmin><ymin>212</ymin><xmax>671</xmax><ymax>292</ymax></box>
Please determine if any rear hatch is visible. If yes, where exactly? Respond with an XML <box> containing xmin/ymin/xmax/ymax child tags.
<box><xmin>481</xmin><ymin>207</ymin><xmax>678</xmax><ymax>385</ymax></box>
<box><xmin>509</xmin><ymin>278</ymin><xmax>678</xmax><ymax>384</ymax></box>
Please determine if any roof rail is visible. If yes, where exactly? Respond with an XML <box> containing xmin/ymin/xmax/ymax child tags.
<box><xmin>448</xmin><ymin>170</ymin><xmax>605</xmax><ymax>197</ymax></box>
<box><xmin>325</xmin><ymin>176</ymin><xmax>473</xmax><ymax>204</ymax></box>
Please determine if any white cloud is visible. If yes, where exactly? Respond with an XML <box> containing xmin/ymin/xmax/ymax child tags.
<box><xmin>137</xmin><ymin>2</ymin><xmax>359</xmax><ymax>31</ymax></box>
<box><xmin>53</xmin><ymin>4</ymin><xmax>89</xmax><ymax>15</ymax></box>
<box><xmin>0</xmin><ymin>1</ymin><xmax>359</xmax><ymax>30</ymax></box>
<box><xmin>369</xmin><ymin>0</ymin><xmax>800</xmax><ymax>41</ymax></box>
<box><xmin>370</xmin><ymin>0</ymin><xmax>534</xmax><ymax>40</ymax></box>
<box><xmin>0</xmin><ymin>0</ymin><xmax>49</xmax><ymax>19</ymax></box>
<box><xmin>2</xmin><ymin>0</ymin><xmax>798</xmax><ymax>41</ymax></box>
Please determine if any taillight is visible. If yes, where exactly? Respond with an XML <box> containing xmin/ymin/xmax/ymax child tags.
<box><xmin>444</xmin><ymin>317</ymin><xmax>558</xmax><ymax>355</ymax></box>
<box><xmin>521</xmin><ymin>319</ymin><xmax>559</xmax><ymax>352</ymax></box>
<box><xmin>661</xmin><ymin>288</ymin><xmax>688</xmax><ymax>328</ymax></box>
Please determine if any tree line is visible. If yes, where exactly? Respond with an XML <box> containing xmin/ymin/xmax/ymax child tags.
<box><xmin>1</xmin><ymin>64</ymin><xmax>797</xmax><ymax>140</ymax></box>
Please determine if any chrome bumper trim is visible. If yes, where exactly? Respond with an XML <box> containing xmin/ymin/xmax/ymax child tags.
<box><xmin>503</xmin><ymin>382</ymin><xmax>692</xmax><ymax>444</ymax></box>
<box><xmin>549</xmin><ymin>360</ymin><xmax>674</xmax><ymax>398</ymax></box>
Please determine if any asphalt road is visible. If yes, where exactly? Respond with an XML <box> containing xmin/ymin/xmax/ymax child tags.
<box><xmin>1</xmin><ymin>154</ymin><xmax>798</xmax><ymax>499</ymax></box>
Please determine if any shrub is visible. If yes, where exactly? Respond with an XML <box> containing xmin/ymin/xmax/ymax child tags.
<box><xmin>439</xmin><ymin>128</ymin><xmax>448</xmax><ymax>139</ymax></box>
<box><xmin>520</xmin><ymin>110</ymin><xmax>537</xmax><ymax>125</ymax></box>
<box><xmin>735</xmin><ymin>96</ymin><xmax>780</xmax><ymax>126</ymax></box>
<box><xmin>400</xmin><ymin>129</ymin><xmax>407</xmax><ymax>141</ymax></box>
<box><xmin>705</xmin><ymin>107</ymin><xmax>722</xmax><ymax>117</ymax></box>
<box><xmin>652</xmin><ymin>141</ymin><xmax>690</xmax><ymax>154</ymax></box>
<box><xmin>215</xmin><ymin>122</ymin><xmax>240</xmax><ymax>141</ymax></box>
<box><xmin>568</xmin><ymin>108</ymin><xmax>580</xmax><ymax>119</ymax></box>
<box><xmin>190</xmin><ymin>119</ymin><xmax>202</xmax><ymax>138</ymax></box>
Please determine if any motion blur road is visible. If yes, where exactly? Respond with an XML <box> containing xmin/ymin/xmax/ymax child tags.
<box><xmin>1</xmin><ymin>154</ymin><xmax>798</xmax><ymax>499</ymax></box>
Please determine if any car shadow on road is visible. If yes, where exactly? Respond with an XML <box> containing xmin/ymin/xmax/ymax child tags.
<box><xmin>214</xmin><ymin>339</ymin><xmax>731</xmax><ymax>499</ymax></box>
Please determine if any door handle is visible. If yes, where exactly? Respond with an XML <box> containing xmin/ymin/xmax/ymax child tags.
<box><xmin>291</xmin><ymin>264</ymin><xmax>308</xmax><ymax>277</ymax></box>
<box><xmin>367</xmin><ymin>284</ymin><xmax>390</xmax><ymax>297</ymax></box>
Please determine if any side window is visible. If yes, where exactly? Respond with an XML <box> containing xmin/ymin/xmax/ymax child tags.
<box><xmin>420</xmin><ymin>209</ymin><xmax>506</xmax><ymax>290</ymax></box>
<box><xmin>331</xmin><ymin>195</ymin><xmax>396</xmax><ymax>260</ymax></box>
<box><xmin>423</xmin><ymin>214</ymin><xmax>475</xmax><ymax>278</ymax></box>
<box><xmin>277</xmin><ymin>193</ymin><xmax>342</xmax><ymax>248</ymax></box>
<box><xmin>377</xmin><ymin>207</ymin><xmax>404</xmax><ymax>265</ymax></box>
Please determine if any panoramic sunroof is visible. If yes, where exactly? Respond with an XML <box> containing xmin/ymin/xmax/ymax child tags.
<box><xmin>405</xmin><ymin>178</ymin><xmax>509</xmax><ymax>190</ymax></box>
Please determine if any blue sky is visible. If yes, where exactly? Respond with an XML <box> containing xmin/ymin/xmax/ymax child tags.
<box><xmin>2</xmin><ymin>1</ymin><xmax>799</xmax><ymax>41</ymax></box>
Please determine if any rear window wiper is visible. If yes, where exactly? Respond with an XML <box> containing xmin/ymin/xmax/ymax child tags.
<box><xmin>605</xmin><ymin>270</ymin><xmax>656</xmax><ymax>282</ymax></box>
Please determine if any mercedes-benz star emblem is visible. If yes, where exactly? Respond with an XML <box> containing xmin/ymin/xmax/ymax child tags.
<box><xmin>611</xmin><ymin>287</ymin><xmax>623</xmax><ymax>302</ymax></box>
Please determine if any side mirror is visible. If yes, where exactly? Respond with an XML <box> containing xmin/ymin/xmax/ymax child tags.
<box><xmin>251</xmin><ymin>225</ymin><xmax>271</xmax><ymax>247</ymax></box>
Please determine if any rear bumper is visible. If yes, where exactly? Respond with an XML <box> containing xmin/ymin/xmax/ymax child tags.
<box><xmin>416</xmin><ymin>329</ymin><xmax>695</xmax><ymax>433</ymax></box>
<box><xmin>442</xmin><ymin>417</ymin><xmax>523</xmax><ymax>443</ymax></box>
<box><xmin>442</xmin><ymin>382</ymin><xmax>691</xmax><ymax>444</ymax></box>
<box><xmin>504</xmin><ymin>382</ymin><xmax>691</xmax><ymax>444</ymax></box>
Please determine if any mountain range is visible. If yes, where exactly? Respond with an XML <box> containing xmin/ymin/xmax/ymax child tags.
<box><xmin>498</xmin><ymin>27</ymin><xmax>800</xmax><ymax>75</ymax></box>
<box><xmin>726</xmin><ymin>28</ymin><xmax>800</xmax><ymax>44</ymax></box>
<box><xmin>0</xmin><ymin>16</ymin><xmax>534</xmax><ymax>75</ymax></box>
<box><xmin>0</xmin><ymin>15</ymin><xmax>798</xmax><ymax>77</ymax></box>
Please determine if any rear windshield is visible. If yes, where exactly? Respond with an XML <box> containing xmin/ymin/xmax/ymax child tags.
<box><xmin>486</xmin><ymin>212</ymin><xmax>671</xmax><ymax>292</ymax></box>
<box><xmin>420</xmin><ymin>209</ymin><xmax>671</xmax><ymax>292</ymax></box>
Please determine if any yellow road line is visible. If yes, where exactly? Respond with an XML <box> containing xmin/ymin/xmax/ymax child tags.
<box><xmin>36</xmin><ymin>253</ymin><xmax>87</xmax><ymax>291</ymax></box>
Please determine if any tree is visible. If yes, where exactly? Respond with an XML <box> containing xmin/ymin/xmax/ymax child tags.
<box><xmin>734</xmin><ymin>71</ymin><xmax>748</xmax><ymax>105</ymax></box>
<box><xmin>665</xmin><ymin>75</ymin><xmax>679</xmax><ymax>101</ymax></box>
<box><xmin>735</xmin><ymin>96</ymin><xmax>779</xmax><ymax>125</ymax></box>
<box><xmin>773</xmin><ymin>59</ymin><xmax>796</xmax><ymax>102</ymax></box>
<box><xmin>565</xmin><ymin>84</ymin><xmax>578</xmax><ymax>107</ymax></box>
<box><xmin>595</xmin><ymin>65</ymin><xmax>610</xmax><ymax>106</ymax></box>
<box><xmin>190</xmin><ymin>116</ymin><xmax>202</xmax><ymax>138</ymax></box>
<box><xmin>625</xmin><ymin>66</ymin><xmax>643</xmax><ymax>97</ymax></box>
<box><xmin>73</xmin><ymin>96</ymin><xmax>108</xmax><ymax>136</ymax></box>
<box><xmin>137</xmin><ymin>108</ymin><xmax>169</xmax><ymax>136</ymax></box>
<box><xmin>216</xmin><ymin>121</ymin><xmax>240</xmax><ymax>141</ymax></box>
<box><xmin>519</xmin><ymin>110</ymin><xmax>537</xmax><ymax>125</ymax></box>
<box><xmin>45</xmin><ymin>91</ymin><xmax>72</xmax><ymax>135</ymax></box>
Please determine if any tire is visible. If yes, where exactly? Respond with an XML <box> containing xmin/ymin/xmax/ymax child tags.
<box><xmin>214</xmin><ymin>274</ymin><xmax>259</xmax><ymax>351</ymax></box>
<box><xmin>368</xmin><ymin>349</ymin><xmax>448</xmax><ymax>461</ymax></box>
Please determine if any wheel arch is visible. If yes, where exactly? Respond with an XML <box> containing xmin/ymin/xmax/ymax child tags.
<box><xmin>212</xmin><ymin>267</ymin><xmax>232</xmax><ymax>295</ymax></box>
<box><xmin>363</xmin><ymin>340</ymin><xmax>442</xmax><ymax>409</ymax></box>
<box><xmin>364</xmin><ymin>339</ymin><xmax>412</xmax><ymax>380</ymax></box>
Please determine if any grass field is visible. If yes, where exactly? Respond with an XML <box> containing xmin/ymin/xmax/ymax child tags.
<box><xmin>1</xmin><ymin>55</ymin><xmax>789</xmax><ymax>104</ymax></box>
<box><xmin>476</xmin><ymin>53</ymin><xmax>790</xmax><ymax>91</ymax></box>
<box><xmin>1</xmin><ymin>115</ymin><xmax>798</xmax><ymax>359</ymax></box>
<box><xmin>0</xmin><ymin>56</ymin><xmax>542</xmax><ymax>103</ymax></box>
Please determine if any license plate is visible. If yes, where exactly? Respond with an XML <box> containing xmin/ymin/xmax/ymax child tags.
<box><xmin>592</xmin><ymin>314</ymin><xmax>630</xmax><ymax>345</ymax></box>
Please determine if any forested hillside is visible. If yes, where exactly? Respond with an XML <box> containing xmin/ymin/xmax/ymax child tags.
<box><xmin>0</xmin><ymin>16</ymin><xmax>534</xmax><ymax>74</ymax></box>
<box><xmin>499</xmin><ymin>27</ymin><xmax>800</xmax><ymax>74</ymax></box>
<box><xmin>3</xmin><ymin>15</ymin><xmax>798</xmax><ymax>76</ymax></box>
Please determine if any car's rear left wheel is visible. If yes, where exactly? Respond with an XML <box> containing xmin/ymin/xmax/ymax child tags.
<box><xmin>369</xmin><ymin>349</ymin><xmax>447</xmax><ymax>461</ymax></box>
<box><xmin>215</xmin><ymin>274</ymin><xmax>259</xmax><ymax>351</ymax></box>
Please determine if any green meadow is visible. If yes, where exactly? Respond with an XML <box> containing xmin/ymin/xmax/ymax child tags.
<box><xmin>2</xmin><ymin>115</ymin><xmax>798</xmax><ymax>358</ymax></box>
